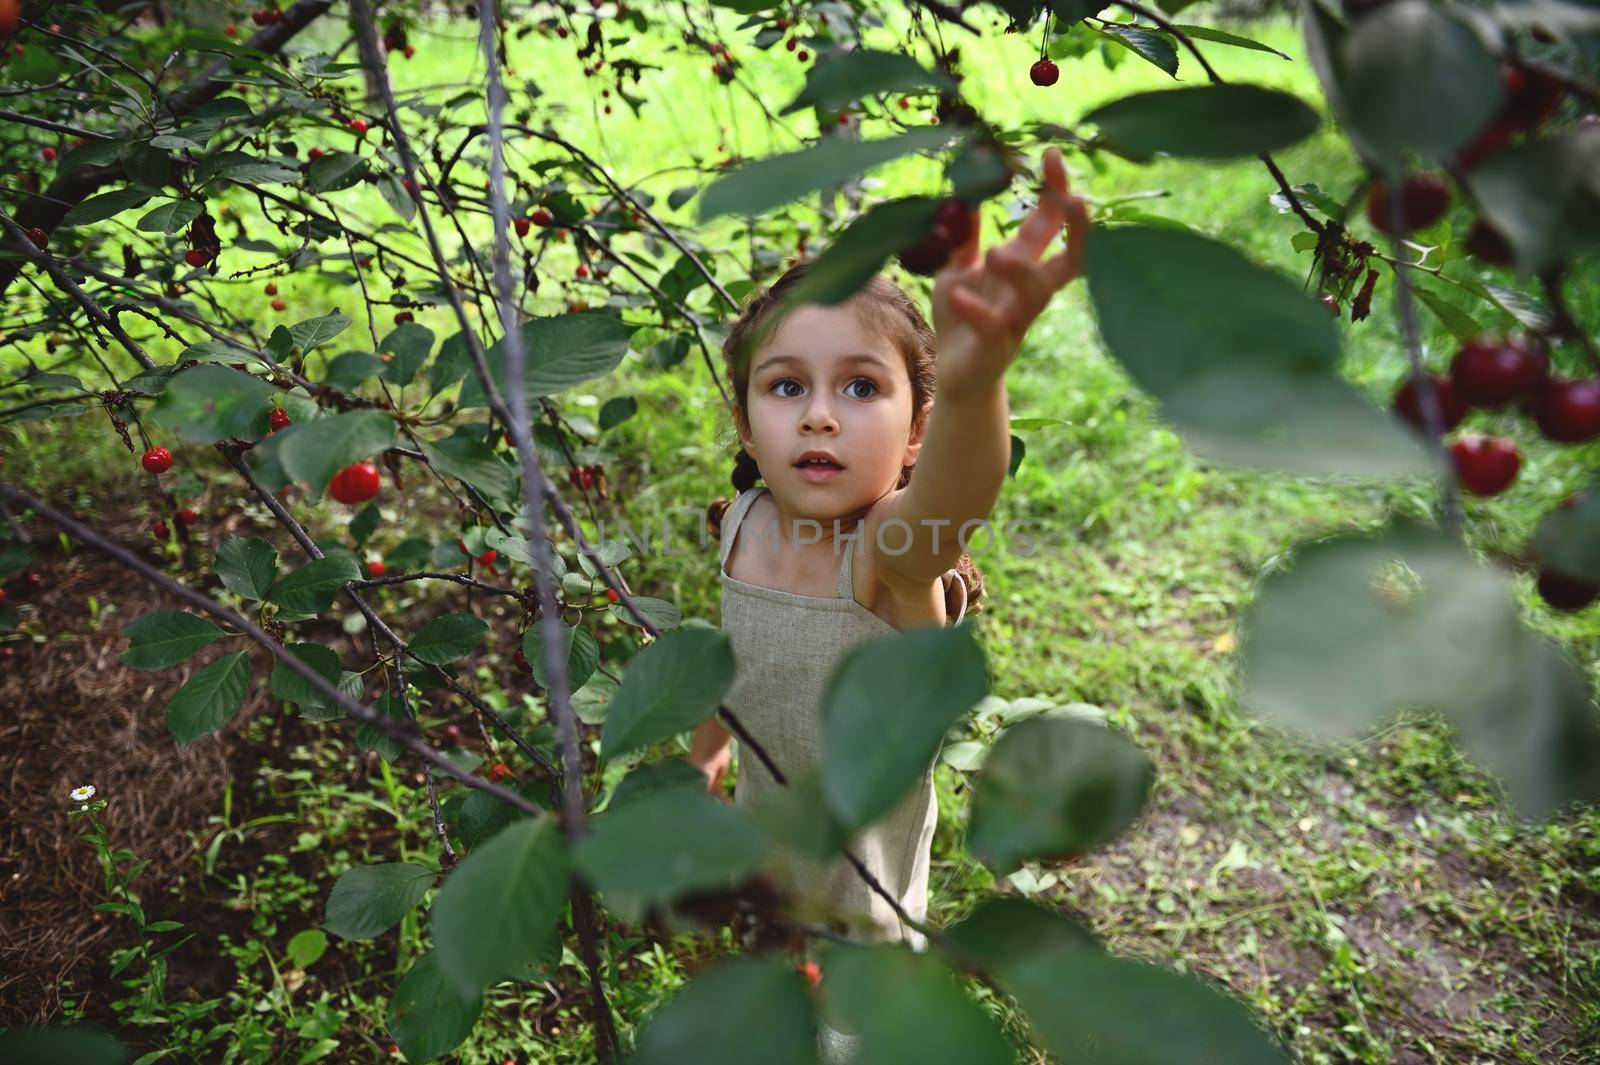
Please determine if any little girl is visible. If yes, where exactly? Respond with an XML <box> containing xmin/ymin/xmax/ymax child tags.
<box><xmin>688</xmin><ymin>146</ymin><xmax>1088</xmax><ymax>1055</ymax></box>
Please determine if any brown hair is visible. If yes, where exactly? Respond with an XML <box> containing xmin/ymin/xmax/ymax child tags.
<box><xmin>705</xmin><ymin>258</ymin><xmax>985</xmax><ymax>616</ymax></box>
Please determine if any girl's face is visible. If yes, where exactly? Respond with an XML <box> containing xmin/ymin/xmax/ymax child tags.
<box><xmin>737</xmin><ymin>302</ymin><xmax>926</xmax><ymax>518</ymax></box>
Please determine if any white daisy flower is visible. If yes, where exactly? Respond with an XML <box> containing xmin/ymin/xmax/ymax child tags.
<box><xmin>70</xmin><ymin>785</ymin><xmax>96</xmax><ymax>803</ymax></box>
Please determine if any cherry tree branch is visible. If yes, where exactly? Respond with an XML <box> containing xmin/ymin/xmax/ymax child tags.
<box><xmin>0</xmin><ymin>484</ymin><xmax>549</xmax><ymax>821</ymax></box>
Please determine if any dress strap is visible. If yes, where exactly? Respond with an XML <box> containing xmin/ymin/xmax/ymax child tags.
<box><xmin>718</xmin><ymin>486</ymin><xmax>766</xmax><ymax>568</ymax></box>
<box><xmin>835</xmin><ymin>521</ymin><xmax>863</xmax><ymax>600</ymax></box>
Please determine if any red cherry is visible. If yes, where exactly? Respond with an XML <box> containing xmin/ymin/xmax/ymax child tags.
<box><xmin>185</xmin><ymin>248</ymin><xmax>211</xmax><ymax>267</ymax></box>
<box><xmin>1528</xmin><ymin>377</ymin><xmax>1600</xmax><ymax>444</ymax></box>
<box><xmin>785</xmin><ymin>37</ymin><xmax>797</xmax><ymax>52</ymax></box>
<box><xmin>514</xmin><ymin>217</ymin><xmax>531</xmax><ymax>237</ymax></box>
<box><xmin>1029</xmin><ymin>58</ymin><xmax>1059</xmax><ymax>87</ymax></box>
<box><xmin>1464</xmin><ymin>219</ymin><xmax>1513</xmax><ymax>266</ymax></box>
<box><xmin>153</xmin><ymin>519</ymin><xmax>168</xmax><ymax>539</ymax></box>
<box><xmin>1536</xmin><ymin>567</ymin><xmax>1600</xmax><ymax>612</ymax></box>
<box><xmin>1449</xmin><ymin>334</ymin><xmax>1548</xmax><ymax>407</ymax></box>
<box><xmin>1449</xmin><ymin>435</ymin><xmax>1521</xmax><ymax>496</ymax></box>
<box><xmin>1456</xmin><ymin>120</ymin><xmax>1515</xmax><ymax>171</ymax></box>
<box><xmin>1366</xmin><ymin>174</ymin><xmax>1451</xmax><ymax>237</ymax></box>
<box><xmin>264</xmin><ymin>282</ymin><xmax>278</xmax><ymax>295</ymax></box>
<box><xmin>799</xmin><ymin>961</ymin><xmax>822</xmax><ymax>988</ymax></box>
<box><xmin>531</xmin><ymin>208</ymin><xmax>554</xmax><ymax>227</ymax></box>
<box><xmin>23</xmin><ymin>227</ymin><xmax>48</xmax><ymax>250</ymax></box>
<box><xmin>0</xmin><ymin>589</ymin><xmax>6</xmax><ymax>602</ymax></box>
<box><xmin>457</xmin><ymin>538</ymin><xmax>471</xmax><ymax>556</ymax></box>
<box><xmin>25</xmin><ymin>573</ymin><xmax>40</xmax><ymax>587</ymax></box>
<box><xmin>394</xmin><ymin>311</ymin><xmax>414</xmax><ymax>324</ymax></box>
<box><xmin>477</xmin><ymin>548</ymin><xmax>498</xmax><ymax>566</ymax></box>
<box><xmin>1500</xmin><ymin>67</ymin><xmax>1564</xmax><ymax>133</ymax></box>
<box><xmin>307</xmin><ymin>147</ymin><xmax>324</xmax><ymax>161</ymax></box>
<box><xmin>607</xmin><ymin>588</ymin><xmax>618</xmax><ymax>603</ymax></box>
<box><xmin>897</xmin><ymin>198</ymin><xmax>978</xmax><ymax>276</ymax></box>
<box><xmin>268</xmin><ymin>407</ymin><xmax>291</xmax><ymax>431</ymax></box>
<box><xmin>513</xmin><ymin>648</ymin><xmax>532</xmax><ymax>673</ymax></box>
<box><xmin>225</xmin><ymin>24</ymin><xmax>236</xmax><ymax>35</ymax></box>
<box><xmin>328</xmin><ymin>461</ymin><xmax>381</xmax><ymax>504</ymax></box>
<box><xmin>1392</xmin><ymin>373</ymin><xmax>1467</xmax><ymax>434</ymax></box>
<box><xmin>177</xmin><ymin>508</ymin><xmax>199</xmax><ymax>526</ymax></box>
<box><xmin>575</xmin><ymin>263</ymin><xmax>589</xmax><ymax>278</ymax></box>
<box><xmin>488</xmin><ymin>761</ymin><xmax>510</xmax><ymax>782</ymax></box>
<box><xmin>141</xmin><ymin>447</ymin><xmax>173</xmax><ymax>474</ymax></box>
<box><xmin>41</xmin><ymin>146</ymin><xmax>56</xmax><ymax>161</ymax></box>
<box><xmin>348</xmin><ymin>117</ymin><xmax>369</xmax><ymax>134</ymax></box>
<box><xmin>798</xmin><ymin>49</ymin><xmax>810</xmax><ymax>62</ymax></box>
<box><xmin>270</xmin><ymin>298</ymin><xmax>287</xmax><ymax>312</ymax></box>
<box><xmin>443</xmin><ymin>723</ymin><xmax>464</xmax><ymax>746</ymax></box>
<box><xmin>403</xmin><ymin>45</ymin><xmax>415</xmax><ymax>59</ymax></box>
<box><xmin>366</xmin><ymin>558</ymin><xmax>386</xmax><ymax>577</ymax></box>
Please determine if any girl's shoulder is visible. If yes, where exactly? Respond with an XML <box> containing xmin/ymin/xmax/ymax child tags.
<box><xmin>851</xmin><ymin>487</ymin><xmax>965</xmax><ymax>628</ymax></box>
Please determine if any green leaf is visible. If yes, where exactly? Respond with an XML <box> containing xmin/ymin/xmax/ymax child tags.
<box><xmin>1167</xmin><ymin>23</ymin><xmax>1290</xmax><ymax>59</ymax></box>
<box><xmin>1084</xmin><ymin>225</ymin><xmax>1430</xmax><ymax>477</ymax></box>
<box><xmin>285</xmin><ymin>928</ymin><xmax>327</xmax><ymax>968</ymax></box>
<box><xmin>780</xmin><ymin>49</ymin><xmax>956</xmax><ymax>116</ymax></box>
<box><xmin>166</xmin><ymin>652</ymin><xmax>250</xmax><ymax>746</ymax></box>
<box><xmin>1412</xmin><ymin>285</ymin><xmax>1487</xmax><ymax>341</ymax></box>
<box><xmin>409</xmin><ymin>614</ymin><xmax>490</xmax><ymax>664</ymax></box>
<box><xmin>118</xmin><ymin>611</ymin><xmax>225</xmax><ymax>671</ymax></box>
<box><xmin>598</xmin><ymin>396</ymin><xmax>637</xmax><ymax>431</ymax></box>
<box><xmin>355</xmin><ymin>691</ymin><xmax>408</xmax><ymax>762</ymax></box>
<box><xmin>1528</xmin><ymin>486</ymin><xmax>1600</xmax><ymax>582</ymax></box>
<box><xmin>608</xmin><ymin>595</ymin><xmax>681</xmax><ymax>631</ymax></box>
<box><xmin>574</xmin><ymin>787</ymin><xmax>767</xmax><ymax>923</ymax></box>
<box><xmin>1334</xmin><ymin>0</ymin><xmax>1501</xmax><ymax>169</ymax></box>
<box><xmin>56</xmin><ymin>136</ymin><xmax>129</xmax><ymax>175</ymax></box>
<box><xmin>324</xmin><ymin>863</ymin><xmax>436</xmax><ymax>939</ymax></box>
<box><xmin>746</xmin><ymin>766</ymin><xmax>850</xmax><ymax>863</ymax></box>
<box><xmin>149</xmin><ymin>365</ymin><xmax>274</xmax><ymax>444</ymax></box>
<box><xmin>278</xmin><ymin>410</ymin><xmax>396</xmax><ymax>495</ymax></box>
<box><xmin>0</xmin><ymin>1028</ymin><xmax>129</xmax><ymax>1065</ymax></box>
<box><xmin>1097</xmin><ymin>24</ymin><xmax>1179</xmax><ymax>78</ymax></box>
<box><xmin>697</xmin><ymin>126</ymin><xmax>959</xmax><ymax>222</ymax></box>
<box><xmin>941</xmin><ymin>896</ymin><xmax>1100</xmax><ymax>974</ymax></box>
<box><xmin>627</xmin><ymin>956</ymin><xmax>816</xmax><ymax>1065</ymax></box>
<box><xmin>421</xmin><ymin>431</ymin><xmax>517</xmax><ymax>501</ymax></box>
<box><xmin>349</xmin><ymin>503</ymin><xmax>381</xmax><ymax>547</ymax></box>
<box><xmin>324</xmin><ymin>352</ymin><xmax>387</xmax><ymax>392</ymax></box>
<box><xmin>791</xmin><ymin>197</ymin><xmax>943</xmax><ymax>305</ymax></box>
<box><xmin>1084</xmin><ymin>85</ymin><xmax>1319</xmax><ymax>160</ymax></box>
<box><xmin>821</xmin><ymin>624</ymin><xmax>988</xmax><ymax>832</ymax></box>
<box><xmin>135</xmin><ymin>199</ymin><xmax>201</xmax><ymax>233</ymax></box>
<box><xmin>268</xmin><ymin>555</ymin><xmax>361</xmax><ymax>614</ymax></box>
<box><xmin>378</xmin><ymin>172</ymin><xmax>417</xmax><ymax>222</ymax></box>
<box><xmin>386</xmin><ymin>951</ymin><xmax>483</xmax><ymax>1064</ymax></box>
<box><xmin>60</xmin><ymin>187</ymin><xmax>156</xmax><ymax>228</ymax></box>
<box><xmin>456</xmin><ymin>313</ymin><xmax>636</xmax><ymax>407</ymax></box>
<box><xmin>270</xmin><ymin>644</ymin><xmax>342</xmax><ymax>708</ymax></box>
<box><xmin>1243</xmin><ymin>520</ymin><xmax>1600</xmax><ymax>818</ymax></box>
<box><xmin>447</xmin><ymin>787</ymin><xmax>524</xmax><ymax>851</ymax></box>
<box><xmin>215</xmin><ymin>537</ymin><xmax>278</xmax><ymax>601</ymax></box>
<box><xmin>308</xmin><ymin>151</ymin><xmax>369</xmax><ymax>192</ymax></box>
<box><xmin>195</xmin><ymin>151</ymin><xmax>301</xmax><ymax>186</ymax></box>
<box><xmin>604</xmin><ymin>758</ymin><xmax>707</xmax><ymax>815</ymax></box>
<box><xmin>432</xmin><ymin>819</ymin><xmax>570</xmax><ymax>995</ymax></box>
<box><xmin>1002</xmin><ymin>950</ymin><xmax>1291</xmax><ymax>1064</ymax></box>
<box><xmin>817</xmin><ymin>942</ymin><xmax>1015</xmax><ymax>1064</ymax></box>
<box><xmin>1464</xmin><ymin>127</ymin><xmax>1600</xmax><ymax>275</ymax></box>
<box><xmin>0</xmin><ymin>542</ymin><xmax>34</xmax><ymax>582</ymax></box>
<box><xmin>1053</xmin><ymin>0</ymin><xmax>1113</xmax><ymax>27</ymax></box>
<box><xmin>522</xmin><ymin>623</ymin><xmax>600</xmax><ymax>693</ymax></box>
<box><xmin>288</xmin><ymin>312</ymin><xmax>353</xmax><ymax>355</ymax></box>
<box><xmin>598</xmin><ymin>628</ymin><xmax>735</xmax><ymax>761</ymax></box>
<box><xmin>379</xmin><ymin>323</ymin><xmax>435</xmax><ymax>386</ymax></box>
<box><xmin>967</xmin><ymin>718</ymin><xmax>1153</xmax><ymax>874</ymax></box>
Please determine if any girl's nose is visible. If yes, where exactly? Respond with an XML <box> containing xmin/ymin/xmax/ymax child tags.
<box><xmin>800</xmin><ymin>401</ymin><xmax>838</xmax><ymax>434</ymax></box>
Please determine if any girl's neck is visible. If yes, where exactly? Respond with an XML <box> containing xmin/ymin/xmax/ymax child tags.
<box><xmin>762</xmin><ymin>485</ymin><xmax>881</xmax><ymax>554</ymax></box>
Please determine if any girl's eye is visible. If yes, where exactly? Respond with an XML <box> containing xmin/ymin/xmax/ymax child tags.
<box><xmin>772</xmin><ymin>379</ymin><xmax>802</xmax><ymax>398</ymax></box>
<box><xmin>846</xmin><ymin>377</ymin><xmax>878</xmax><ymax>399</ymax></box>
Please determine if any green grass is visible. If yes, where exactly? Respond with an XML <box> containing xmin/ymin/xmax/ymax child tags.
<box><xmin>10</xmin><ymin>6</ymin><xmax>1600</xmax><ymax>1063</ymax></box>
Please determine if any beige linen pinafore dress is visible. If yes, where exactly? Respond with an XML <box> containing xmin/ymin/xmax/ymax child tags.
<box><xmin>718</xmin><ymin>485</ymin><xmax>968</xmax><ymax>952</ymax></box>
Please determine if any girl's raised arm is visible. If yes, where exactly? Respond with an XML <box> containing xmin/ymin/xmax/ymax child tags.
<box><xmin>870</xmin><ymin>147</ymin><xmax>1091</xmax><ymax>585</ymax></box>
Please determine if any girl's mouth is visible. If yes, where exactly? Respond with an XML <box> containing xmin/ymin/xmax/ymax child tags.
<box><xmin>796</xmin><ymin>459</ymin><xmax>843</xmax><ymax>483</ymax></box>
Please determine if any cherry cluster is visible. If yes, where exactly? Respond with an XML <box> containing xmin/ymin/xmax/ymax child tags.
<box><xmin>249</xmin><ymin>5</ymin><xmax>283</xmax><ymax>26</ymax></box>
<box><xmin>1392</xmin><ymin>333</ymin><xmax>1600</xmax><ymax>611</ymax></box>
<box><xmin>895</xmin><ymin>198</ymin><xmax>979</xmax><ymax>276</ymax></box>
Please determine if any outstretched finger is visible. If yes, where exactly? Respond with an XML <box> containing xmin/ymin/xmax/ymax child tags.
<box><xmin>1041</xmin><ymin>194</ymin><xmax>1091</xmax><ymax>289</ymax></box>
<box><xmin>1010</xmin><ymin>146</ymin><xmax>1072</xmax><ymax>261</ymax></box>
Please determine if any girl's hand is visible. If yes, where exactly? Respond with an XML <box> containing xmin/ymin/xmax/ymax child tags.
<box><xmin>930</xmin><ymin>146</ymin><xmax>1091</xmax><ymax>400</ymax></box>
<box><xmin>688</xmin><ymin>744</ymin><xmax>732</xmax><ymax>798</ymax></box>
